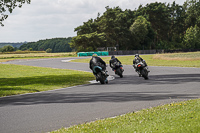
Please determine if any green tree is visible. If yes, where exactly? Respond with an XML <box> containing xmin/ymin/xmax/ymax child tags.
<box><xmin>169</xmin><ymin>1</ymin><xmax>187</xmax><ymax>44</ymax></box>
<box><xmin>70</xmin><ymin>32</ymin><xmax>106</xmax><ymax>52</ymax></box>
<box><xmin>0</xmin><ymin>0</ymin><xmax>31</xmax><ymax>26</ymax></box>
<box><xmin>75</xmin><ymin>19</ymin><xmax>98</xmax><ymax>35</ymax></box>
<box><xmin>1</xmin><ymin>45</ymin><xmax>14</xmax><ymax>52</ymax></box>
<box><xmin>183</xmin><ymin>25</ymin><xmax>200</xmax><ymax>49</ymax></box>
<box><xmin>130</xmin><ymin>16</ymin><xmax>151</xmax><ymax>49</ymax></box>
<box><xmin>136</xmin><ymin>2</ymin><xmax>171</xmax><ymax>43</ymax></box>
<box><xmin>72</xmin><ymin>6</ymin><xmax>136</xmax><ymax>51</ymax></box>
<box><xmin>185</xmin><ymin>0</ymin><xmax>200</xmax><ymax>28</ymax></box>
<box><xmin>113</xmin><ymin>9</ymin><xmax>136</xmax><ymax>50</ymax></box>
<box><xmin>98</xmin><ymin>6</ymin><xmax>124</xmax><ymax>47</ymax></box>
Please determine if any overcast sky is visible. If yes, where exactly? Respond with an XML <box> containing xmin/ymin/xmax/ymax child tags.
<box><xmin>0</xmin><ymin>0</ymin><xmax>185</xmax><ymax>43</ymax></box>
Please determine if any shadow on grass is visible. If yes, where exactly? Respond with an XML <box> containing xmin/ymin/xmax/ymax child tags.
<box><xmin>0</xmin><ymin>74</ymin><xmax>94</xmax><ymax>97</ymax></box>
<box><xmin>0</xmin><ymin>74</ymin><xmax>94</xmax><ymax>86</ymax></box>
<box><xmin>0</xmin><ymin>87</ymin><xmax>40</xmax><ymax>97</ymax></box>
<box><xmin>0</xmin><ymin>73</ymin><xmax>199</xmax><ymax>107</ymax></box>
<box><xmin>0</xmin><ymin>87</ymin><xmax>40</xmax><ymax>92</ymax></box>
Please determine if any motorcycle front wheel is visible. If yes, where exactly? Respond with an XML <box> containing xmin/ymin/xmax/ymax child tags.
<box><xmin>141</xmin><ymin>69</ymin><xmax>149</xmax><ymax>80</ymax></box>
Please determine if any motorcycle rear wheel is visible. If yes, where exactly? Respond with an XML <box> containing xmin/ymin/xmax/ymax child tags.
<box><xmin>116</xmin><ymin>68</ymin><xmax>123</xmax><ymax>78</ymax></box>
<box><xmin>97</xmin><ymin>72</ymin><xmax>107</xmax><ymax>84</ymax></box>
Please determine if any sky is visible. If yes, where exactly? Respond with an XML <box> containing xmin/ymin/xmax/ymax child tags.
<box><xmin>0</xmin><ymin>0</ymin><xmax>185</xmax><ymax>43</ymax></box>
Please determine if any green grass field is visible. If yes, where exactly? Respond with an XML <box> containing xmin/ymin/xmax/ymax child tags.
<box><xmin>0</xmin><ymin>52</ymin><xmax>76</xmax><ymax>62</ymax></box>
<box><xmin>71</xmin><ymin>52</ymin><xmax>200</xmax><ymax>68</ymax></box>
<box><xmin>52</xmin><ymin>99</ymin><xmax>200</xmax><ymax>133</ymax></box>
<box><xmin>0</xmin><ymin>64</ymin><xmax>94</xmax><ymax>97</ymax></box>
<box><xmin>155</xmin><ymin>52</ymin><xmax>200</xmax><ymax>60</ymax></box>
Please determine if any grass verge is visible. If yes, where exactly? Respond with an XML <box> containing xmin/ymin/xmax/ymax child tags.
<box><xmin>0</xmin><ymin>64</ymin><xmax>94</xmax><ymax>97</ymax></box>
<box><xmin>52</xmin><ymin>99</ymin><xmax>200</xmax><ymax>133</ymax></box>
<box><xmin>71</xmin><ymin>52</ymin><xmax>200</xmax><ymax>68</ymax></box>
<box><xmin>0</xmin><ymin>52</ymin><xmax>76</xmax><ymax>62</ymax></box>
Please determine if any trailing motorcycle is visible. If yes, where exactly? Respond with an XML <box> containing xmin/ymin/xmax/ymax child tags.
<box><xmin>134</xmin><ymin>62</ymin><xmax>149</xmax><ymax>80</ymax></box>
<box><xmin>93</xmin><ymin>66</ymin><xmax>109</xmax><ymax>84</ymax></box>
<box><xmin>112</xmin><ymin>62</ymin><xmax>124</xmax><ymax>78</ymax></box>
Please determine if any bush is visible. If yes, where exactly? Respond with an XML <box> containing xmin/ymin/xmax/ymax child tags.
<box><xmin>46</xmin><ymin>48</ymin><xmax>52</xmax><ymax>53</ymax></box>
<box><xmin>1</xmin><ymin>45</ymin><xmax>14</xmax><ymax>52</ymax></box>
<box><xmin>183</xmin><ymin>25</ymin><xmax>200</xmax><ymax>49</ymax></box>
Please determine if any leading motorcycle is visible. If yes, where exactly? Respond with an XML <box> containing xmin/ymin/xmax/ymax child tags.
<box><xmin>93</xmin><ymin>66</ymin><xmax>109</xmax><ymax>84</ymax></box>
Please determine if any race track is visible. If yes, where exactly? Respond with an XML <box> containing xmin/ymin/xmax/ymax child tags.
<box><xmin>1</xmin><ymin>57</ymin><xmax>200</xmax><ymax>133</ymax></box>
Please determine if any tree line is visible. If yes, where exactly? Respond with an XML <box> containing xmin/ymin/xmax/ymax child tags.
<box><xmin>70</xmin><ymin>0</ymin><xmax>200</xmax><ymax>52</ymax></box>
<box><xmin>19</xmin><ymin>37</ymin><xmax>72</xmax><ymax>53</ymax></box>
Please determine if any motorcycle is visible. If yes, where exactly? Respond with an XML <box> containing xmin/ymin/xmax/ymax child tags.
<box><xmin>134</xmin><ymin>61</ymin><xmax>149</xmax><ymax>80</ymax></box>
<box><xmin>93</xmin><ymin>66</ymin><xmax>109</xmax><ymax>84</ymax></box>
<box><xmin>112</xmin><ymin>62</ymin><xmax>124</xmax><ymax>78</ymax></box>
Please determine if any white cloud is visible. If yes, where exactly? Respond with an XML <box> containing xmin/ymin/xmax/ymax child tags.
<box><xmin>0</xmin><ymin>0</ymin><xmax>185</xmax><ymax>42</ymax></box>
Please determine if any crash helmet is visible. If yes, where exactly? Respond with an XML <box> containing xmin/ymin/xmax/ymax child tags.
<box><xmin>111</xmin><ymin>55</ymin><xmax>115</xmax><ymax>59</ymax></box>
<box><xmin>92</xmin><ymin>54</ymin><xmax>98</xmax><ymax>57</ymax></box>
<box><xmin>135</xmin><ymin>54</ymin><xmax>139</xmax><ymax>57</ymax></box>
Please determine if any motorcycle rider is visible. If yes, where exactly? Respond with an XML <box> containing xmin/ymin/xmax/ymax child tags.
<box><xmin>133</xmin><ymin>54</ymin><xmax>147</xmax><ymax>76</ymax></box>
<box><xmin>109</xmin><ymin>55</ymin><xmax>123</xmax><ymax>72</ymax></box>
<box><xmin>89</xmin><ymin>54</ymin><xmax>108</xmax><ymax>78</ymax></box>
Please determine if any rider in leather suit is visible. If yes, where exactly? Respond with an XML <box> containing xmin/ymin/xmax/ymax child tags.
<box><xmin>109</xmin><ymin>55</ymin><xmax>122</xmax><ymax>71</ymax></box>
<box><xmin>133</xmin><ymin>54</ymin><xmax>147</xmax><ymax>76</ymax></box>
<box><xmin>89</xmin><ymin>54</ymin><xmax>107</xmax><ymax>75</ymax></box>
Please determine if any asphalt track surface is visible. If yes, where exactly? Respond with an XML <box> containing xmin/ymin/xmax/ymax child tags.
<box><xmin>1</xmin><ymin>57</ymin><xmax>200</xmax><ymax>133</ymax></box>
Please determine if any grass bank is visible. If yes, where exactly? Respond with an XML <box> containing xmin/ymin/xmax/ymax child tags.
<box><xmin>0</xmin><ymin>52</ymin><xmax>76</xmax><ymax>62</ymax></box>
<box><xmin>71</xmin><ymin>52</ymin><xmax>200</xmax><ymax>68</ymax></box>
<box><xmin>0</xmin><ymin>64</ymin><xmax>94</xmax><ymax>97</ymax></box>
<box><xmin>52</xmin><ymin>99</ymin><xmax>200</xmax><ymax>133</ymax></box>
